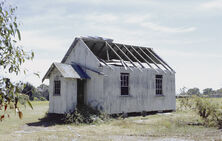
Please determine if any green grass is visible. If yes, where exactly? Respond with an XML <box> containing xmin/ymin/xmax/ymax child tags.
<box><xmin>0</xmin><ymin>100</ymin><xmax>222</xmax><ymax>141</ymax></box>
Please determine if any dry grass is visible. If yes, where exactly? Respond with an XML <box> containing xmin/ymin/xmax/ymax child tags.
<box><xmin>0</xmin><ymin>100</ymin><xmax>222</xmax><ymax>141</ymax></box>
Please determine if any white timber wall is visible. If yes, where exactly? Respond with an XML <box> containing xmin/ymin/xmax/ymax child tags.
<box><xmin>48</xmin><ymin>38</ymin><xmax>176</xmax><ymax>114</ymax></box>
<box><xmin>65</xmin><ymin>39</ymin><xmax>100</xmax><ymax>70</ymax></box>
<box><xmin>49</xmin><ymin>68</ymin><xmax>77</xmax><ymax>114</ymax></box>
<box><xmin>84</xmin><ymin>70</ymin><xmax>104</xmax><ymax>111</ymax></box>
<box><xmin>101</xmin><ymin>66</ymin><xmax>176</xmax><ymax>114</ymax></box>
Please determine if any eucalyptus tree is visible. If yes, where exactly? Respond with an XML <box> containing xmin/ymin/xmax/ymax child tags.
<box><xmin>0</xmin><ymin>2</ymin><xmax>34</xmax><ymax>120</ymax></box>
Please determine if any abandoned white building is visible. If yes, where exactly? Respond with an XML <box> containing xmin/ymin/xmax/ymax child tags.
<box><xmin>42</xmin><ymin>37</ymin><xmax>176</xmax><ymax>114</ymax></box>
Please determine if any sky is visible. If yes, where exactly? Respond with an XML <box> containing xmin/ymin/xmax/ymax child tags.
<box><xmin>4</xmin><ymin>0</ymin><xmax>222</xmax><ymax>93</ymax></box>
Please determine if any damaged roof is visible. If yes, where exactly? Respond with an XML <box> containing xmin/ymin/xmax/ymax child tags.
<box><xmin>61</xmin><ymin>36</ymin><xmax>175</xmax><ymax>73</ymax></box>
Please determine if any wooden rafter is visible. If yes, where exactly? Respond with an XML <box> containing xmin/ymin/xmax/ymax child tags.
<box><xmin>113</xmin><ymin>43</ymin><xmax>140</xmax><ymax>71</ymax></box>
<box><xmin>137</xmin><ymin>47</ymin><xmax>166</xmax><ymax>73</ymax></box>
<box><xmin>150</xmin><ymin>49</ymin><xmax>176</xmax><ymax>73</ymax></box>
<box><xmin>121</xmin><ymin>44</ymin><xmax>145</xmax><ymax>68</ymax></box>
<box><xmin>100</xmin><ymin>59</ymin><xmax>113</xmax><ymax>70</ymax></box>
<box><xmin>106</xmin><ymin>42</ymin><xmax>131</xmax><ymax>70</ymax></box>
<box><xmin>145</xmin><ymin>48</ymin><xmax>171</xmax><ymax>72</ymax></box>
<box><xmin>129</xmin><ymin>46</ymin><xmax>157</xmax><ymax>71</ymax></box>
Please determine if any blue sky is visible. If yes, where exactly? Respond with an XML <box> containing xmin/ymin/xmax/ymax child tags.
<box><xmin>5</xmin><ymin>0</ymin><xmax>222</xmax><ymax>92</ymax></box>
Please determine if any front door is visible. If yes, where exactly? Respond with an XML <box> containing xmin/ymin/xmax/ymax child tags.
<box><xmin>77</xmin><ymin>79</ymin><xmax>85</xmax><ymax>106</ymax></box>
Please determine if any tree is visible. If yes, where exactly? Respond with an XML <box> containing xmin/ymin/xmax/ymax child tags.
<box><xmin>22</xmin><ymin>82</ymin><xmax>36</xmax><ymax>100</ymax></box>
<box><xmin>203</xmin><ymin>88</ymin><xmax>215</xmax><ymax>95</ymax></box>
<box><xmin>187</xmin><ymin>87</ymin><xmax>200</xmax><ymax>95</ymax></box>
<box><xmin>37</xmin><ymin>84</ymin><xmax>49</xmax><ymax>100</ymax></box>
<box><xmin>178</xmin><ymin>87</ymin><xmax>188</xmax><ymax>95</ymax></box>
<box><xmin>0</xmin><ymin>2</ymin><xmax>34</xmax><ymax>121</ymax></box>
<box><xmin>216</xmin><ymin>88</ymin><xmax>222</xmax><ymax>94</ymax></box>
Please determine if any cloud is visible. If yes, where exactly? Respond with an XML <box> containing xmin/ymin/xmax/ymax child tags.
<box><xmin>54</xmin><ymin>0</ymin><xmax>156</xmax><ymax>5</ymax></box>
<box><xmin>140</xmin><ymin>22</ymin><xmax>196</xmax><ymax>33</ymax></box>
<box><xmin>199</xmin><ymin>0</ymin><xmax>222</xmax><ymax>10</ymax></box>
<box><xmin>21</xmin><ymin>31</ymin><xmax>70</xmax><ymax>52</ymax></box>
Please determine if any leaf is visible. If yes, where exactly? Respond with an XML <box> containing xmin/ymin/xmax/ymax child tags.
<box><xmin>0</xmin><ymin>115</ymin><xmax>4</xmax><ymax>121</ymax></box>
<box><xmin>16</xmin><ymin>29</ymin><xmax>21</xmax><ymax>40</ymax></box>
<box><xmin>34</xmin><ymin>72</ymin><xmax>40</xmax><ymax>78</ymax></box>
<box><xmin>13</xmin><ymin>22</ymin><xmax>17</xmax><ymax>28</ymax></box>
<box><xmin>18</xmin><ymin>111</ymin><xmax>23</xmax><ymax>119</ymax></box>
<box><xmin>4</xmin><ymin>104</ymin><xmax>7</xmax><ymax>111</ymax></box>
<box><xmin>31</xmin><ymin>51</ymin><xmax>34</xmax><ymax>59</ymax></box>
<box><xmin>27</xmin><ymin>100</ymin><xmax>33</xmax><ymax>110</ymax></box>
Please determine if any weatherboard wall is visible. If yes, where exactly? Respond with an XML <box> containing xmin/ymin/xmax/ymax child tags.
<box><xmin>48</xmin><ymin>68</ymin><xmax>77</xmax><ymax>114</ymax></box>
<box><xmin>101</xmin><ymin>66</ymin><xmax>176</xmax><ymax>114</ymax></box>
<box><xmin>65</xmin><ymin>39</ymin><xmax>100</xmax><ymax>70</ymax></box>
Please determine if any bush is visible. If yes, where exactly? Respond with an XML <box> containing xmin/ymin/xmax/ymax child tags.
<box><xmin>193</xmin><ymin>97</ymin><xmax>222</xmax><ymax>128</ymax></box>
<box><xmin>63</xmin><ymin>105</ymin><xmax>110</xmax><ymax>124</ymax></box>
<box><xmin>33</xmin><ymin>97</ymin><xmax>40</xmax><ymax>101</ymax></box>
<box><xmin>177</xmin><ymin>96</ymin><xmax>196</xmax><ymax>111</ymax></box>
<box><xmin>178</xmin><ymin>96</ymin><xmax>222</xmax><ymax>128</ymax></box>
<box><xmin>39</xmin><ymin>97</ymin><xmax>47</xmax><ymax>101</ymax></box>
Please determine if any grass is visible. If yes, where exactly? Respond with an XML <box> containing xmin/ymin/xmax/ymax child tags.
<box><xmin>0</xmin><ymin>100</ymin><xmax>222</xmax><ymax>141</ymax></box>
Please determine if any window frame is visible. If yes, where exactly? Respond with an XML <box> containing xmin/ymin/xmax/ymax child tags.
<box><xmin>155</xmin><ymin>75</ymin><xmax>163</xmax><ymax>95</ymax></box>
<box><xmin>54</xmin><ymin>80</ymin><xmax>61</xmax><ymax>96</ymax></box>
<box><xmin>120</xmin><ymin>73</ymin><xmax>129</xmax><ymax>96</ymax></box>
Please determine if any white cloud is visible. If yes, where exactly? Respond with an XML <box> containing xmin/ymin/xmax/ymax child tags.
<box><xmin>140</xmin><ymin>22</ymin><xmax>196</xmax><ymax>33</ymax></box>
<box><xmin>199</xmin><ymin>0</ymin><xmax>222</xmax><ymax>9</ymax></box>
<box><xmin>124</xmin><ymin>15</ymin><xmax>152</xmax><ymax>24</ymax></box>
<box><xmin>84</xmin><ymin>13</ymin><xmax>118</xmax><ymax>23</ymax></box>
<box><xmin>54</xmin><ymin>0</ymin><xmax>156</xmax><ymax>5</ymax></box>
<box><xmin>21</xmin><ymin>31</ymin><xmax>70</xmax><ymax>52</ymax></box>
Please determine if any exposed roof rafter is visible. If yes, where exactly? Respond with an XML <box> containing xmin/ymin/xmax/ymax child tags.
<box><xmin>145</xmin><ymin>48</ymin><xmax>171</xmax><ymax>73</ymax></box>
<box><xmin>137</xmin><ymin>47</ymin><xmax>166</xmax><ymax>73</ymax></box>
<box><xmin>106</xmin><ymin>42</ymin><xmax>132</xmax><ymax>71</ymax></box>
<box><xmin>129</xmin><ymin>46</ymin><xmax>156</xmax><ymax>71</ymax></box>
<box><xmin>113</xmin><ymin>43</ymin><xmax>142</xmax><ymax>71</ymax></box>
<box><xmin>122</xmin><ymin>44</ymin><xmax>146</xmax><ymax>69</ymax></box>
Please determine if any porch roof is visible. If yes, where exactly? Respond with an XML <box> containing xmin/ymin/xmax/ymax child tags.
<box><xmin>42</xmin><ymin>63</ymin><xmax>90</xmax><ymax>82</ymax></box>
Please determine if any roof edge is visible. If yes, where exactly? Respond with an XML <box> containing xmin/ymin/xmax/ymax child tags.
<box><xmin>61</xmin><ymin>37</ymin><xmax>80</xmax><ymax>63</ymax></box>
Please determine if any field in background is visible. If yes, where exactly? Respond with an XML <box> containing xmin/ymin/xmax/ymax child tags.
<box><xmin>0</xmin><ymin>100</ymin><xmax>222</xmax><ymax>141</ymax></box>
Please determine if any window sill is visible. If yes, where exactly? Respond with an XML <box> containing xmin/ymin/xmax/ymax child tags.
<box><xmin>120</xmin><ymin>95</ymin><xmax>132</xmax><ymax>97</ymax></box>
<box><xmin>53</xmin><ymin>94</ymin><xmax>61</xmax><ymax>96</ymax></box>
<box><xmin>155</xmin><ymin>94</ymin><xmax>165</xmax><ymax>97</ymax></box>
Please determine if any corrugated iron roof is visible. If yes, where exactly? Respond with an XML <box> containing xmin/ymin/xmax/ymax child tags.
<box><xmin>42</xmin><ymin>63</ymin><xmax>90</xmax><ymax>82</ymax></box>
<box><xmin>71</xmin><ymin>64</ymin><xmax>90</xmax><ymax>79</ymax></box>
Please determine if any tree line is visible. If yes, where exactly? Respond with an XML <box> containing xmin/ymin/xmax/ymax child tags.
<box><xmin>19</xmin><ymin>83</ymin><xmax>49</xmax><ymax>101</ymax></box>
<box><xmin>179</xmin><ymin>87</ymin><xmax>222</xmax><ymax>97</ymax></box>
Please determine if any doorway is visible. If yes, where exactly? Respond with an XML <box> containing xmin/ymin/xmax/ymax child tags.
<box><xmin>77</xmin><ymin>79</ymin><xmax>85</xmax><ymax>106</ymax></box>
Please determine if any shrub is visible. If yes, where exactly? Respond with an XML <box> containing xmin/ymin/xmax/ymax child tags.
<box><xmin>193</xmin><ymin>97</ymin><xmax>222</xmax><ymax>128</ymax></box>
<box><xmin>63</xmin><ymin>105</ymin><xmax>110</xmax><ymax>124</ymax></box>
<box><xmin>39</xmin><ymin>97</ymin><xmax>47</xmax><ymax>101</ymax></box>
<box><xmin>177</xmin><ymin>96</ymin><xmax>196</xmax><ymax>111</ymax></box>
<box><xmin>33</xmin><ymin>97</ymin><xmax>40</xmax><ymax>101</ymax></box>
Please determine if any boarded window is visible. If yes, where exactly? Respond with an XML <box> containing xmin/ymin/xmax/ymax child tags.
<box><xmin>156</xmin><ymin>75</ymin><xmax>163</xmax><ymax>95</ymax></box>
<box><xmin>54</xmin><ymin>80</ymin><xmax>61</xmax><ymax>95</ymax></box>
<box><xmin>120</xmin><ymin>73</ymin><xmax>129</xmax><ymax>95</ymax></box>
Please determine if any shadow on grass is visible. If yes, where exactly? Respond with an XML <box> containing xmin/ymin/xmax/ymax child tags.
<box><xmin>27</xmin><ymin>113</ymin><xmax>66</xmax><ymax>127</ymax></box>
<box><xmin>27</xmin><ymin>109</ymin><xmax>175</xmax><ymax>127</ymax></box>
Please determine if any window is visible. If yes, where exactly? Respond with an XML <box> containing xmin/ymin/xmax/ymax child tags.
<box><xmin>156</xmin><ymin>75</ymin><xmax>163</xmax><ymax>95</ymax></box>
<box><xmin>54</xmin><ymin>80</ymin><xmax>61</xmax><ymax>95</ymax></box>
<box><xmin>120</xmin><ymin>73</ymin><xmax>129</xmax><ymax>95</ymax></box>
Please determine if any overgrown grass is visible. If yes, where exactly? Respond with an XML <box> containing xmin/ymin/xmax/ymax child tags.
<box><xmin>0</xmin><ymin>100</ymin><xmax>222</xmax><ymax>141</ymax></box>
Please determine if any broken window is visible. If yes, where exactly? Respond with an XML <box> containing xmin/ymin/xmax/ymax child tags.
<box><xmin>156</xmin><ymin>75</ymin><xmax>163</xmax><ymax>95</ymax></box>
<box><xmin>120</xmin><ymin>73</ymin><xmax>129</xmax><ymax>95</ymax></box>
<box><xmin>54</xmin><ymin>80</ymin><xmax>61</xmax><ymax>95</ymax></box>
